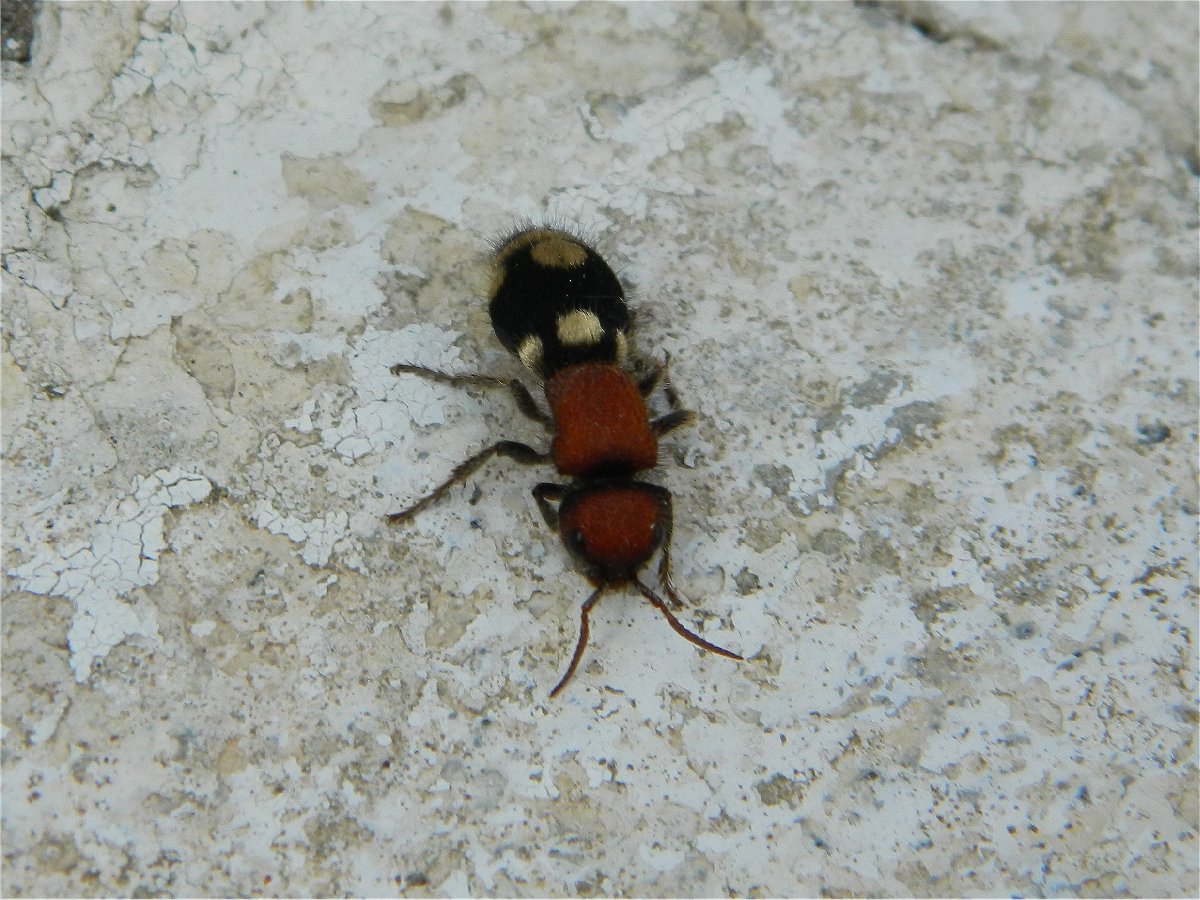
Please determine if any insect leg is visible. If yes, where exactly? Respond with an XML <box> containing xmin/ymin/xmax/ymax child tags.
<box><xmin>387</xmin><ymin>440</ymin><xmax>547</xmax><ymax>524</ymax></box>
<box><xmin>645</xmin><ymin>488</ymin><xmax>686</xmax><ymax>609</ymax></box>
<box><xmin>635</xmin><ymin>359</ymin><xmax>663</xmax><ymax>396</ymax></box>
<box><xmin>647</xmin><ymin>352</ymin><xmax>696</xmax><ymax>437</ymax></box>
<box><xmin>651</xmin><ymin>409</ymin><xmax>695</xmax><ymax>438</ymax></box>
<box><xmin>549</xmin><ymin>585</ymin><xmax>606</xmax><ymax>698</ymax></box>
<box><xmin>531</xmin><ymin>482</ymin><xmax>568</xmax><ymax>530</ymax></box>
<box><xmin>390</xmin><ymin>363</ymin><xmax>549</xmax><ymax>425</ymax></box>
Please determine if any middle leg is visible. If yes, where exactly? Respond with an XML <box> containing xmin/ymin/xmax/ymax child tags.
<box><xmin>644</xmin><ymin>352</ymin><xmax>696</xmax><ymax>437</ymax></box>
<box><xmin>388</xmin><ymin>440</ymin><xmax>548</xmax><ymax>524</ymax></box>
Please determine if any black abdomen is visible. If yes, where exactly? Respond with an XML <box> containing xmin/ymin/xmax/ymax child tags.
<box><xmin>487</xmin><ymin>228</ymin><xmax>631</xmax><ymax>378</ymax></box>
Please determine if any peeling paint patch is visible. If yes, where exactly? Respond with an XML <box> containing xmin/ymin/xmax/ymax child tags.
<box><xmin>9</xmin><ymin>468</ymin><xmax>212</xmax><ymax>680</ymax></box>
<box><xmin>252</xmin><ymin>500</ymin><xmax>349</xmax><ymax>567</ymax></box>
<box><xmin>282</xmin><ymin>323</ymin><xmax>469</xmax><ymax>459</ymax></box>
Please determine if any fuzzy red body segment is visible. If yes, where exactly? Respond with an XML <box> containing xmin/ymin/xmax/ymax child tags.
<box><xmin>545</xmin><ymin>363</ymin><xmax>657</xmax><ymax>477</ymax></box>
<box><xmin>558</xmin><ymin>486</ymin><xmax>663</xmax><ymax>572</ymax></box>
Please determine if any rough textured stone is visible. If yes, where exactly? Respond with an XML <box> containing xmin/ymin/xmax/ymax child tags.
<box><xmin>3</xmin><ymin>3</ymin><xmax>1196</xmax><ymax>896</ymax></box>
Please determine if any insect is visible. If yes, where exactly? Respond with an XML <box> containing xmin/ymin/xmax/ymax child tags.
<box><xmin>388</xmin><ymin>226</ymin><xmax>742</xmax><ymax>697</ymax></box>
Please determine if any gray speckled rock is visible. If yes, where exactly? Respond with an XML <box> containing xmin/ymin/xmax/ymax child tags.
<box><xmin>3</xmin><ymin>2</ymin><xmax>1196</xmax><ymax>896</ymax></box>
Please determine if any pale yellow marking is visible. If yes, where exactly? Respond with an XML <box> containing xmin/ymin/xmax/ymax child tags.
<box><xmin>517</xmin><ymin>334</ymin><xmax>544</xmax><ymax>371</ymax></box>
<box><xmin>529</xmin><ymin>234</ymin><xmax>587</xmax><ymax>269</ymax></box>
<box><xmin>556</xmin><ymin>309</ymin><xmax>604</xmax><ymax>346</ymax></box>
<box><xmin>494</xmin><ymin>229</ymin><xmax>587</xmax><ymax>268</ymax></box>
<box><xmin>488</xmin><ymin>229</ymin><xmax>588</xmax><ymax>300</ymax></box>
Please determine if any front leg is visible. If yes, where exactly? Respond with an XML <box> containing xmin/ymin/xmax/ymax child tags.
<box><xmin>532</xmin><ymin>482</ymin><xmax>568</xmax><ymax>530</ymax></box>
<box><xmin>651</xmin><ymin>487</ymin><xmax>687</xmax><ymax>609</ymax></box>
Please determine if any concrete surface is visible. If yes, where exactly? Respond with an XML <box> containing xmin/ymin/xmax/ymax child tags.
<box><xmin>3</xmin><ymin>1</ymin><xmax>1197</xmax><ymax>896</ymax></box>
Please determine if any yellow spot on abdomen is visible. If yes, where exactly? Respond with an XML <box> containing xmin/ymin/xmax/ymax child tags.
<box><xmin>556</xmin><ymin>309</ymin><xmax>605</xmax><ymax>346</ymax></box>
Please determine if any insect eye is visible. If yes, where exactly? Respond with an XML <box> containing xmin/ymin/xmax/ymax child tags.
<box><xmin>565</xmin><ymin>529</ymin><xmax>588</xmax><ymax>557</ymax></box>
<box><xmin>650</xmin><ymin>521</ymin><xmax>666</xmax><ymax>547</ymax></box>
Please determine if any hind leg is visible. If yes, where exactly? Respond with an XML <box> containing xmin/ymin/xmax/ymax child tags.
<box><xmin>391</xmin><ymin>363</ymin><xmax>549</xmax><ymax>425</ymax></box>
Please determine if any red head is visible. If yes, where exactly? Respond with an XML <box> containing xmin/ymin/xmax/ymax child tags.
<box><xmin>546</xmin><ymin>478</ymin><xmax>744</xmax><ymax>699</ymax></box>
<box><xmin>556</xmin><ymin>480</ymin><xmax>668</xmax><ymax>584</ymax></box>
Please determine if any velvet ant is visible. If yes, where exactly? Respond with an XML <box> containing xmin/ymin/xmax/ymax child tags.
<box><xmin>389</xmin><ymin>227</ymin><xmax>742</xmax><ymax>697</ymax></box>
